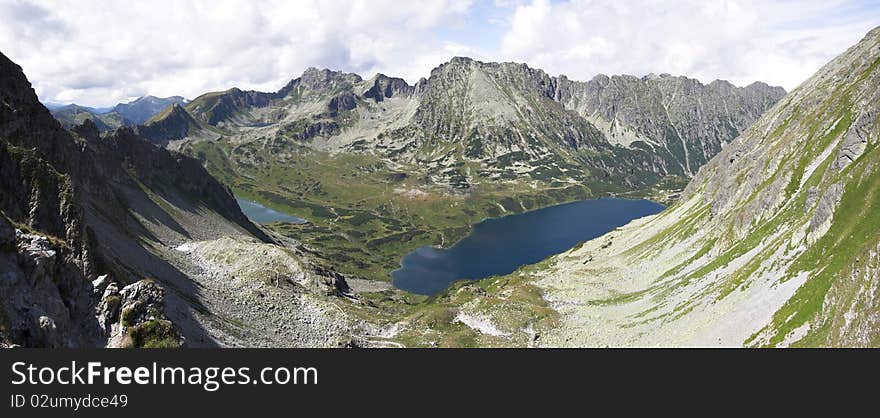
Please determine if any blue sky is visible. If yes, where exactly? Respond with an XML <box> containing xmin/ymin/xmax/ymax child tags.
<box><xmin>1</xmin><ymin>0</ymin><xmax>878</xmax><ymax>107</ymax></box>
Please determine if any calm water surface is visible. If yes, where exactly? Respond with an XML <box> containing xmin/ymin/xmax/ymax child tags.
<box><xmin>392</xmin><ymin>197</ymin><xmax>664</xmax><ymax>295</ymax></box>
<box><xmin>236</xmin><ymin>198</ymin><xmax>307</xmax><ymax>224</ymax></box>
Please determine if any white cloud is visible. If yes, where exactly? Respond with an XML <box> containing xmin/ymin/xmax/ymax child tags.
<box><xmin>0</xmin><ymin>0</ymin><xmax>474</xmax><ymax>106</ymax></box>
<box><xmin>0</xmin><ymin>0</ymin><xmax>876</xmax><ymax>106</ymax></box>
<box><xmin>498</xmin><ymin>0</ymin><xmax>880</xmax><ymax>91</ymax></box>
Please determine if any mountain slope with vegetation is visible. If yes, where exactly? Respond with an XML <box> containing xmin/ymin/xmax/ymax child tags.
<box><xmin>427</xmin><ymin>26</ymin><xmax>880</xmax><ymax>347</ymax></box>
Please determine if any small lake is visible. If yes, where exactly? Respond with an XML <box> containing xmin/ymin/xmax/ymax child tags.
<box><xmin>236</xmin><ymin>198</ymin><xmax>307</xmax><ymax>224</ymax></box>
<box><xmin>391</xmin><ymin>197</ymin><xmax>664</xmax><ymax>295</ymax></box>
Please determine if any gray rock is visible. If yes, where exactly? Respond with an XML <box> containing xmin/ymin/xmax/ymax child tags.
<box><xmin>809</xmin><ymin>183</ymin><xmax>844</xmax><ymax>234</ymax></box>
<box><xmin>833</xmin><ymin>106</ymin><xmax>876</xmax><ymax>171</ymax></box>
<box><xmin>103</xmin><ymin>279</ymin><xmax>182</xmax><ymax>348</ymax></box>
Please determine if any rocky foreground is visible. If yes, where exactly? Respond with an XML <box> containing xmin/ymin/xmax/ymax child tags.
<box><xmin>0</xmin><ymin>51</ymin><xmax>373</xmax><ymax>348</ymax></box>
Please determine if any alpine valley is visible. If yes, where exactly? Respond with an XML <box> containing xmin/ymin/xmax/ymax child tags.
<box><xmin>148</xmin><ymin>56</ymin><xmax>784</xmax><ymax>286</ymax></box>
<box><xmin>2</xmin><ymin>25</ymin><xmax>879</xmax><ymax>347</ymax></box>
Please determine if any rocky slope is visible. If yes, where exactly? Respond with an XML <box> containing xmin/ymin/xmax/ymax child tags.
<box><xmin>438</xmin><ymin>26</ymin><xmax>880</xmax><ymax>347</ymax></box>
<box><xmin>0</xmin><ymin>52</ymin><xmax>366</xmax><ymax>347</ymax></box>
<box><xmin>136</xmin><ymin>103</ymin><xmax>207</xmax><ymax>145</ymax></box>
<box><xmin>49</xmin><ymin>95</ymin><xmax>187</xmax><ymax>131</ymax></box>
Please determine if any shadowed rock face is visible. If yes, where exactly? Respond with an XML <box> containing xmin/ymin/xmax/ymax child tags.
<box><xmin>363</xmin><ymin>74</ymin><xmax>415</xmax><ymax>102</ymax></box>
<box><xmin>0</xmin><ymin>51</ymin><xmax>268</xmax><ymax>347</ymax></box>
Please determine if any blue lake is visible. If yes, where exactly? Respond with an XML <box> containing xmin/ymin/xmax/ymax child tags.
<box><xmin>236</xmin><ymin>198</ymin><xmax>307</xmax><ymax>224</ymax></box>
<box><xmin>391</xmin><ymin>197</ymin><xmax>664</xmax><ymax>295</ymax></box>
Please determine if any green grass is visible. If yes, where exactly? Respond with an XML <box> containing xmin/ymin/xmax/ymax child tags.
<box><xmin>127</xmin><ymin>320</ymin><xmax>180</xmax><ymax>348</ymax></box>
<box><xmin>762</xmin><ymin>148</ymin><xmax>880</xmax><ymax>346</ymax></box>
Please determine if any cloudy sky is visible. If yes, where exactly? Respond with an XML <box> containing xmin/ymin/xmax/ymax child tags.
<box><xmin>1</xmin><ymin>0</ymin><xmax>878</xmax><ymax>107</ymax></box>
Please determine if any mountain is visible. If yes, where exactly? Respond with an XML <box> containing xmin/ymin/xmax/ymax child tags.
<box><xmin>114</xmin><ymin>95</ymin><xmax>188</xmax><ymax>125</ymax></box>
<box><xmin>165</xmin><ymin>59</ymin><xmax>783</xmax><ymax>189</ymax></box>
<box><xmin>43</xmin><ymin>102</ymin><xmax>113</xmax><ymax>113</ymax></box>
<box><xmin>48</xmin><ymin>95</ymin><xmax>187</xmax><ymax>131</ymax></box>
<box><xmin>136</xmin><ymin>103</ymin><xmax>205</xmax><ymax>145</ymax></box>
<box><xmin>428</xmin><ymin>26</ymin><xmax>880</xmax><ymax>347</ymax></box>
<box><xmin>555</xmin><ymin>74</ymin><xmax>786</xmax><ymax>174</ymax></box>
<box><xmin>49</xmin><ymin>103</ymin><xmax>132</xmax><ymax>131</ymax></box>
<box><xmin>0</xmin><ymin>52</ymin><xmax>361</xmax><ymax>348</ymax></box>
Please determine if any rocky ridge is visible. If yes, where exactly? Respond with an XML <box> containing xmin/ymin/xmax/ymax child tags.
<box><xmin>154</xmin><ymin>57</ymin><xmax>783</xmax><ymax>193</ymax></box>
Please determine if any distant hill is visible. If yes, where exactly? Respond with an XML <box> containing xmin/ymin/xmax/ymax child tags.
<box><xmin>48</xmin><ymin>95</ymin><xmax>188</xmax><ymax>131</ymax></box>
<box><xmin>114</xmin><ymin>95</ymin><xmax>188</xmax><ymax>124</ymax></box>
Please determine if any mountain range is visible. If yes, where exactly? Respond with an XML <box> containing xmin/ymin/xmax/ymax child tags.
<box><xmin>146</xmin><ymin>59</ymin><xmax>784</xmax><ymax>188</ymax></box>
<box><xmin>48</xmin><ymin>95</ymin><xmax>188</xmax><ymax>131</ymax></box>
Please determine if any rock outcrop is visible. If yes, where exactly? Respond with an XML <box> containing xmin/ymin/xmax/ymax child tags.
<box><xmin>96</xmin><ymin>278</ymin><xmax>182</xmax><ymax>348</ymax></box>
<box><xmin>0</xmin><ymin>226</ymin><xmax>99</xmax><ymax>348</ymax></box>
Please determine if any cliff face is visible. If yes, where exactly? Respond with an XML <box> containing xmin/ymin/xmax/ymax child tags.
<box><xmin>556</xmin><ymin>73</ymin><xmax>786</xmax><ymax>175</ymax></box>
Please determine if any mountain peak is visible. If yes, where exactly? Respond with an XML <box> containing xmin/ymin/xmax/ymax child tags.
<box><xmin>449</xmin><ymin>56</ymin><xmax>475</xmax><ymax>64</ymax></box>
<box><xmin>138</xmin><ymin>102</ymin><xmax>200</xmax><ymax>144</ymax></box>
<box><xmin>363</xmin><ymin>73</ymin><xmax>414</xmax><ymax>102</ymax></box>
<box><xmin>276</xmin><ymin>67</ymin><xmax>363</xmax><ymax>99</ymax></box>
